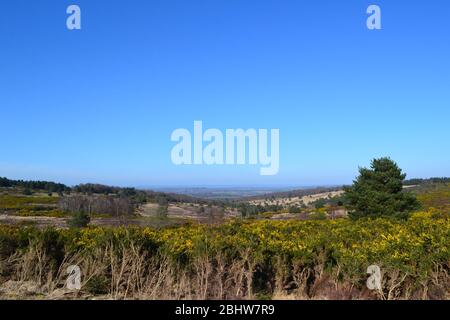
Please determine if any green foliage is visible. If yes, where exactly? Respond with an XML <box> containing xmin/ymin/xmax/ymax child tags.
<box><xmin>288</xmin><ymin>206</ymin><xmax>301</xmax><ymax>213</ymax></box>
<box><xmin>84</xmin><ymin>275</ymin><xmax>110</xmax><ymax>294</ymax></box>
<box><xmin>238</xmin><ymin>203</ymin><xmax>283</xmax><ymax>217</ymax></box>
<box><xmin>16</xmin><ymin>208</ymin><xmax>66</xmax><ymax>218</ymax></box>
<box><xmin>309</xmin><ymin>211</ymin><xmax>327</xmax><ymax>220</ymax></box>
<box><xmin>0</xmin><ymin>195</ymin><xmax>59</xmax><ymax>208</ymax></box>
<box><xmin>345</xmin><ymin>157</ymin><xmax>420</xmax><ymax>220</ymax></box>
<box><xmin>67</xmin><ymin>211</ymin><xmax>91</xmax><ymax>228</ymax></box>
<box><xmin>313</xmin><ymin>198</ymin><xmax>327</xmax><ymax>209</ymax></box>
<box><xmin>0</xmin><ymin>177</ymin><xmax>69</xmax><ymax>193</ymax></box>
<box><xmin>0</xmin><ymin>195</ymin><xmax>64</xmax><ymax>217</ymax></box>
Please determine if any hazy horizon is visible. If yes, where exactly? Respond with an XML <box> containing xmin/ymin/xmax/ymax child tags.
<box><xmin>0</xmin><ymin>171</ymin><xmax>443</xmax><ymax>191</ymax></box>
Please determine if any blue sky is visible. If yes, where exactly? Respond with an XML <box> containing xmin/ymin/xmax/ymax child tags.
<box><xmin>1</xmin><ymin>0</ymin><xmax>449</xmax><ymax>187</ymax></box>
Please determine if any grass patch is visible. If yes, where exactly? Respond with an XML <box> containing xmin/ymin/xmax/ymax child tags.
<box><xmin>0</xmin><ymin>195</ymin><xmax>62</xmax><ymax>217</ymax></box>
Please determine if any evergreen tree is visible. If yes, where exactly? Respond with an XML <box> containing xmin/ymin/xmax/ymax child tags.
<box><xmin>344</xmin><ymin>157</ymin><xmax>419</xmax><ymax>219</ymax></box>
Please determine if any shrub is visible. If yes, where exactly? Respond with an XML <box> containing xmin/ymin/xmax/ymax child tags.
<box><xmin>309</xmin><ymin>211</ymin><xmax>327</xmax><ymax>220</ymax></box>
<box><xmin>288</xmin><ymin>206</ymin><xmax>301</xmax><ymax>213</ymax></box>
<box><xmin>67</xmin><ymin>211</ymin><xmax>91</xmax><ymax>228</ymax></box>
<box><xmin>84</xmin><ymin>275</ymin><xmax>110</xmax><ymax>294</ymax></box>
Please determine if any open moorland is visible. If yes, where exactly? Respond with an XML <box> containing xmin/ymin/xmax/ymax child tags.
<box><xmin>0</xmin><ymin>170</ymin><xmax>449</xmax><ymax>300</ymax></box>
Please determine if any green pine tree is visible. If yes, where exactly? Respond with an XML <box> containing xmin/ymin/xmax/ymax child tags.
<box><xmin>344</xmin><ymin>157</ymin><xmax>420</xmax><ymax>220</ymax></box>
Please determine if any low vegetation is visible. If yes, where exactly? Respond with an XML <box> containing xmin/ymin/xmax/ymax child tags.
<box><xmin>0</xmin><ymin>159</ymin><xmax>448</xmax><ymax>300</ymax></box>
<box><xmin>0</xmin><ymin>195</ymin><xmax>65</xmax><ymax>217</ymax></box>
<box><xmin>0</xmin><ymin>214</ymin><xmax>448</xmax><ymax>299</ymax></box>
<box><xmin>415</xmin><ymin>184</ymin><xmax>450</xmax><ymax>215</ymax></box>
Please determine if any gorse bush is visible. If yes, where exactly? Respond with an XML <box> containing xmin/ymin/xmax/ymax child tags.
<box><xmin>0</xmin><ymin>214</ymin><xmax>448</xmax><ymax>299</ymax></box>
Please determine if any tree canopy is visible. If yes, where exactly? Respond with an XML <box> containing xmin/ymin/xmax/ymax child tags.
<box><xmin>344</xmin><ymin>157</ymin><xmax>420</xmax><ymax>219</ymax></box>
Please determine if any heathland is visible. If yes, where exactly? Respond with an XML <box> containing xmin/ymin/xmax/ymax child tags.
<box><xmin>0</xmin><ymin>163</ymin><xmax>449</xmax><ymax>300</ymax></box>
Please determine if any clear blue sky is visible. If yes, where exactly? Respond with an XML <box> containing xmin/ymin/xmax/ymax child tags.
<box><xmin>1</xmin><ymin>0</ymin><xmax>449</xmax><ymax>187</ymax></box>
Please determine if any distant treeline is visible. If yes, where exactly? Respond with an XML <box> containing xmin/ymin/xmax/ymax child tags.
<box><xmin>0</xmin><ymin>177</ymin><xmax>70</xmax><ymax>193</ymax></box>
<box><xmin>404</xmin><ymin>177</ymin><xmax>450</xmax><ymax>185</ymax></box>
<box><xmin>73</xmin><ymin>183</ymin><xmax>139</xmax><ymax>196</ymax></box>
<box><xmin>67</xmin><ymin>183</ymin><xmax>229</xmax><ymax>206</ymax></box>
<box><xmin>0</xmin><ymin>177</ymin><xmax>224</xmax><ymax>206</ymax></box>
